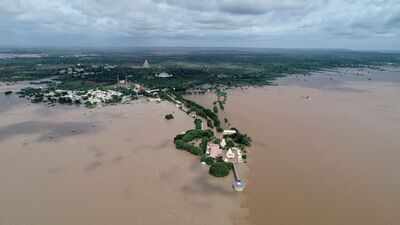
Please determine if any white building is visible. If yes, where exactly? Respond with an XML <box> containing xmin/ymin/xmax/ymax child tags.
<box><xmin>233</xmin><ymin>147</ymin><xmax>243</xmax><ymax>163</ymax></box>
<box><xmin>155</xmin><ymin>72</ymin><xmax>173</xmax><ymax>78</ymax></box>
<box><xmin>226</xmin><ymin>148</ymin><xmax>235</xmax><ymax>159</ymax></box>
<box><xmin>223</xmin><ymin>129</ymin><xmax>237</xmax><ymax>136</ymax></box>
<box><xmin>148</xmin><ymin>98</ymin><xmax>162</xmax><ymax>103</ymax></box>
<box><xmin>143</xmin><ymin>60</ymin><xmax>150</xmax><ymax>68</ymax></box>
<box><xmin>220</xmin><ymin>138</ymin><xmax>226</xmax><ymax>148</ymax></box>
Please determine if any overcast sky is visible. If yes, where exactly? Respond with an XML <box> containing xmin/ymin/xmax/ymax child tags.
<box><xmin>1</xmin><ymin>0</ymin><xmax>399</xmax><ymax>50</ymax></box>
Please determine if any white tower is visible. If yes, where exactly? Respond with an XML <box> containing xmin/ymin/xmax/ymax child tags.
<box><xmin>143</xmin><ymin>60</ymin><xmax>150</xmax><ymax>68</ymax></box>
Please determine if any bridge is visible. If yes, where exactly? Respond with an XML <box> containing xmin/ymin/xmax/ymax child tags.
<box><xmin>232</xmin><ymin>163</ymin><xmax>246</xmax><ymax>192</ymax></box>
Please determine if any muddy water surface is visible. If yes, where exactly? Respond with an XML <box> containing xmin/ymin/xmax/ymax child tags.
<box><xmin>2</xmin><ymin>67</ymin><xmax>400</xmax><ymax>225</ymax></box>
<box><xmin>189</xmin><ymin>69</ymin><xmax>400</xmax><ymax>225</ymax></box>
<box><xmin>0</xmin><ymin>96</ymin><xmax>246</xmax><ymax>225</ymax></box>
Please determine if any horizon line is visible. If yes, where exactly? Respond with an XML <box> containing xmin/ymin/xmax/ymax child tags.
<box><xmin>0</xmin><ymin>46</ymin><xmax>399</xmax><ymax>53</ymax></box>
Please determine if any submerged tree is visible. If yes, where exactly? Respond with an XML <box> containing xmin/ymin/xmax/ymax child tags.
<box><xmin>209</xmin><ymin>162</ymin><xmax>230</xmax><ymax>177</ymax></box>
<box><xmin>165</xmin><ymin>114</ymin><xmax>174</xmax><ymax>120</ymax></box>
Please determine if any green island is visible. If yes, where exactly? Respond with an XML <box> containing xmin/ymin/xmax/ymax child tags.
<box><xmin>169</xmin><ymin>91</ymin><xmax>251</xmax><ymax>178</ymax></box>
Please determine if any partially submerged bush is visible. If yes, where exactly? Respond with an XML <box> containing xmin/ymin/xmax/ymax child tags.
<box><xmin>180</xmin><ymin>129</ymin><xmax>214</xmax><ymax>143</ymax></box>
<box><xmin>194</xmin><ymin>118</ymin><xmax>202</xmax><ymax>130</ymax></box>
<box><xmin>209</xmin><ymin>162</ymin><xmax>231</xmax><ymax>177</ymax></box>
<box><xmin>200</xmin><ymin>137</ymin><xmax>208</xmax><ymax>154</ymax></box>
<box><xmin>230</xmin><ymin>128</ymin><xmax>252</xmax><ymax>146</ymax></box>
<box><xmin>165</xmin><ymin>114</ymin><xmax>174</xmax><ymax>120</ymax></box>
<box><xmin>175</xmin><ymin>140</ymin><xmax>202</xmax><ymax>156</ymax></box>
<box><xmin>201</xmin><ymin>155</ymin><xmax>215</xmax><ymax>165</ymax></box>
<box><xmin>213</xmin><ymin>105</ymin><xmax>219</xmax><ymax>113</ymax></box>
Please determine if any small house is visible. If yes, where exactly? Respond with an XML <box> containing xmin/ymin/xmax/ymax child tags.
<box><xmin>226</xmin><ymin>148</ymin><xmax>235</xmax><ymax>159</ymax></box>
<box><xmin>223</xmin><ymin>129</ymin><xmax>237</xmax><ymax>136</ymax></box>
<box><xmin>207</xmin><ymin>143</ymin><xmax>223</xmax><ymax>158</ymax></box>
<box><xmin>220</xmin><ymin>138</ymin><xmax>226</xmax><ymax>148</ymax></box>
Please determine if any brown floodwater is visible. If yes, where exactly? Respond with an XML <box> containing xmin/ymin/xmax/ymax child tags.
<box><xmin>189</xmin><ymin>68</ymin><xmax>400</xmax><ymax>225</ymax></box>
<box><xmin>0</xmin><ymin>95</ymin><xmax>246</xmax><ymax>225</ymax></box>
<box><xmin>1</xmin><ymin>67</ymin><xmax>399</xmax><ymax>225</ymax></box>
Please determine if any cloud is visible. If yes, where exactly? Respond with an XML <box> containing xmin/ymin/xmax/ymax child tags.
<box><xmin>218</xmin><ymin>0</ymin><xmax>312</xmax><ymax>15</ymax></box>
<box><xmin>0</xmin><ymin>0</ymin><xmax>399</xmax><ymax>49</ymax></box>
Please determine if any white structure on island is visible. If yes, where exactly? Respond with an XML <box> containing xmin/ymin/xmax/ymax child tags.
<box><xmin>220</xmin><ymin>138</ymin><xmax>226</xmax><ymax>148</ymax></box>
<box><xmin>155</xmin><ymin>72</ymin><xmax>173</xmax><ymax>78</ymax></box>
<box><xmin>226</xmin><ymin>148</ymin><xmax>235</xmax><ymax>159</ymax></box>
<box><xmin>223</xmin><ymin>129</ymin><xmax>237</xmax><ymax>136</ymax></box>
<box><xmin>147</xmin><ymin>97</ymin><xmax>162</xmax><ymax>103</ymax></box>
<box><xmin>233</xmin><ymin>147</ymin><xmax>244</xmax><ymax>163</ymax></box>
<box><xmin>143</xmin><ymin>60</ymin><xmax>150</xmax><ymax>68</ymax></box>
<box><xmin>189</xmin><ymin>112</ymin><xmax>196</xmax><ymax>118</ymax></box>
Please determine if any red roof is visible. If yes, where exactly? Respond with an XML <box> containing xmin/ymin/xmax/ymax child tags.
<box><xmin>208</xmin><ymin>144</ymin><xmax>223</xmax><ymax>158</ymax></box>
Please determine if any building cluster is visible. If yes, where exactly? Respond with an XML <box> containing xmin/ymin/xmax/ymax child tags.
<box><xmin>205</xmin><ymin>129</ymin><xmax>245</xmax><ymax>163</ymax></box>
<box><xmin>58</xmin><ymin>64</ymin><xmax>117</xmax><ymax>78</ymax></box>
<box><xmin>59</xmin><ymin>64</ymin><xmax>91</xmax><ymax>77</ymax></box>
<box><xmin>41</xmin><ymin>89</ymin><xmax>131</xmax><ymax>105</ymax></box>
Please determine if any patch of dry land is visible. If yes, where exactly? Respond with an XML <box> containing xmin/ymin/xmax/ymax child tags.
<box><xmin>0</xmin><ymin>93</ymin><xmax>247</xmax><ymax>225</ymax></box>
<box><xmin>189</xmin><ymin>67</ymin><xmax>400</xmax><ymax>225</ymax></box>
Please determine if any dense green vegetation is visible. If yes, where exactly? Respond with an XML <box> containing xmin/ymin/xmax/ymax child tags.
<box><xmin>175</xmin><ymin>140</ymin><xmax>202</xmax><ymax>156</ymax></box>
<box><xmin>218</xmin><ymin>101</ymin><xmax>224</xmax><ymax>111</ymax></box>
<box><xmin>213</xmin><ymin>105</ymin><xmax>219</xmax><ymax>113</ymax></box>
<box><xmin>194</xmin><ymin>118</ymin><xmax>202</xmax><ymax>130</ymax></box>
<box><xmin>2</xmin><ymin>48</ymin><xmax>399</xmax><ymax>90</ymax></box>
<box><xmin>180</xmin><ymin>98</ymin><xmax>222</xmax><ymax>130</ymax></box>
<box><xmin>170</xmin><ymin>91</ymin><xmax>250</xmax><ymax>178</ymax></box>
<box><xmin>200</xmin><ymin>137</ymin><xmax>208</xmax><ymax>154</ymax></box>
<box><xmin>173</xmin><ymin>128</ymin><xmax>214</xmax><ymax>157</ymax></box>
<box><xmin>201</xmin><ymin>155</ymin><xmax>215</xmax><ymax>165</ymax></box>
<box><xmin>209</xmin><ymin>162</ymin><xmax>231</xmax><ymax>177</ymax></box>
<box><xmin>229</xmin><ymin>128</ymin><xmax>252</xmax><ymax>147</ymax></box>
<box><xmin>178</xmin><ymin>129</ymin><xmax>214</xmax><ymax>143</ymax></box>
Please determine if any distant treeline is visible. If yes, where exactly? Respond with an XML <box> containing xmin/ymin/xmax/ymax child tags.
<box><xmin>1</xmin><ymin>49</ymin><xmax>399</xmax><ymax>89</ymax></box>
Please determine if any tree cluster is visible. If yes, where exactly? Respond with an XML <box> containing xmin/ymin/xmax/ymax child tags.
<box><xmin>165</xmin><ymin>114</ymin><xmax>174</xmax><ymax>120</ymax></box>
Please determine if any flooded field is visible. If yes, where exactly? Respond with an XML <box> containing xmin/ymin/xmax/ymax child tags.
<box><xmin>189</xmin><ymin>67</ymin><xmax>400</xmax><ymax>225</ymax></box>
<box><xmin>0</xmin><ymin>94</ymin><xmax>246</xmax><ymax>225</ymax></box>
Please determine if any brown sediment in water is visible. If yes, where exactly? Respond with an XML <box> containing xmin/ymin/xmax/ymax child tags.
<box><xmin>1</xmin><ymin>67</ymin><xmax>400</xmax><ymax>225</ymax></box>
<box><xmin>229</xmin><ymin>84</ymin><xmax>400</xmax><ymax>225</ymax></box>
<box><xmin>0</xmin><ymin>99</ymin><xmax>246</xmax><ymax>225</ymax></box>
<box><xmin>188</xmin><ymin>69</ymin><xmax>400</xmax><ymax>225</ymax></box>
